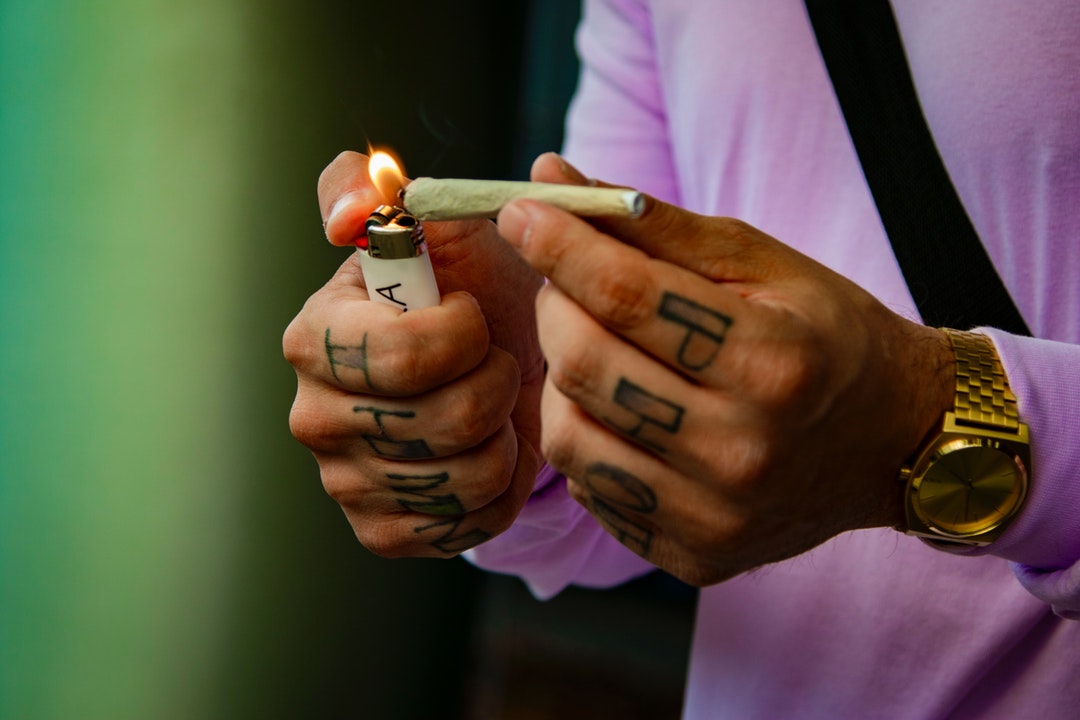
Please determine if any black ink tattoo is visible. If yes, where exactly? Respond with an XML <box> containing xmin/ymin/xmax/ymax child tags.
<box><xmin>658</xmin><ymin>292</ymin><xmax>733</xmax><ymax>371</ymax></box>
<box><xmin>581</xmin><ymin>462</ymin><xmax>657</xmax><ymax>513</ymax></box>
<box><xmin>353</xmin><ymin>406</ymin><xmax>434</xmax><ymax>459</ymax></box>
<box><xmin>604</xmin><ymin>379</ymin><xmax>684</xmax><ymax>453</ymax></box>
<box><xmin>387</xmin><ymin>471</ymin><xmax>465</xmax><ymax>516</ymax></box>
<box><xmin>581</xmin><ymin>462</ymin><xmax>657</xmax><ymax>557</ymax></box>
<box><xmin>325</xmin><ymin>328</ymin><xmax>374</xmax><ymax>388</ymax></box>
<box><xmin>413</xmin><ymin>517</ymin><xmax>492</xmax><ymax>554</ymax></box>
<box><xmin>590</xmin><ymin>496</ymin><xmax>654</xmax><ymax>557</ymax></box>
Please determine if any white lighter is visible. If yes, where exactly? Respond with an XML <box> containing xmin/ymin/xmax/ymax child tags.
<box><xmin>359</xmin><ymin>204</ymin><xmax>441</xmax><ymax>312</ymax></box>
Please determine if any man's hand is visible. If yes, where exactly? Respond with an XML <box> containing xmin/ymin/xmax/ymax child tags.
<box><xmin>284</xmin><ymin>152</ymin><xmax>545</xmax><ymax>557</ymax></box>
<box><xmin>496</xmin><ymin>154</ymin><xmax>955</xmax><ymax>586</ymax></box>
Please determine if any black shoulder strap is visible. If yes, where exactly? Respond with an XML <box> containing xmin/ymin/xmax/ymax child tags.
<box><xmin>804</xmin><ymin>0</ymin><xmax>1031</xmax><ymax>336</ymax></box>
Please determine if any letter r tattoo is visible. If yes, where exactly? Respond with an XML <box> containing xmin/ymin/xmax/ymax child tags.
<box><xmin>604</xmin><ymin>379</ymin><xmax>684</xmax><ymax>453</ymax></box>
<box><xmin>658</xmin><ymin>292</ymin><xmax>733</xmax><ymax>371</ymax></box>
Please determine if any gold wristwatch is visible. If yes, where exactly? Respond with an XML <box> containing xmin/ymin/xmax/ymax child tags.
<box><xmin>900</xmin><ymin>329</ymin><xmax>1031</xmax><ymax>546</ymax></box>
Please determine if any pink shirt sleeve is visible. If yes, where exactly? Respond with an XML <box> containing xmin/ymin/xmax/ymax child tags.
<box><xmin>981</xmin><ymin>330</ymin><xmax>1080</xmax><ymax>618</ymax></box>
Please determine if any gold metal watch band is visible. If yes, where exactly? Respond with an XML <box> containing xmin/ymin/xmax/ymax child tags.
<box><xmin>943</xmin><ymin>329</ymin><xmax>1021</xmax><ymax>433</ymax></box>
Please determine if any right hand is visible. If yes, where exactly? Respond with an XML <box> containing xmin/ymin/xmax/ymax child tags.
<box><xmin>283</xmin><ymin>151</ymin><xmax>545</xmax><ymax>557</ymax></box>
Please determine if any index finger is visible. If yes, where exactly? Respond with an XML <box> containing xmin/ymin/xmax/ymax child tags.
<box><xmin>497</xmin><ymin>199</ymin><xmax>758</xmax><ymax>387</ymax></box>
<box><xmin>527</xmin><ymin>153</ymin><xmax>774</xmax><ymax>281</ymax></box>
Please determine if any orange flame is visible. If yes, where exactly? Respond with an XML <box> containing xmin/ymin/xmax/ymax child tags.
<box><xmin>368</xmin><ymin>149</ymin><xmax>406</xmax><ymax>205</ymax></box>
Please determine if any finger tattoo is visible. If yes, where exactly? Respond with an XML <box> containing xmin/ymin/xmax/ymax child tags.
<box><xmin>657</xmin><ymin>292</ymin><xmax>733</xmax><ymax>371</ymax></box>
<box><xmin>581</xmin><ymin>462</ymin><xmax>657</xmax><ymax>513</ymax></box>
<box><xmin>581</xmin><ymin>462</ymin><xmax>656</xmax><ymax>557</ymax></box>
<box><xmin>353</xmin><ymin>406</ymin><xmax>434</xmax><ymax>459</ymax></box>
<box><xmin>591</xmin><ymin>499</ymin><xmax>654</xmax><ymax>557</ymax></box>
<box><xmin>387</xmin><ymin>471</ymin><xmax>465</xmax><ymax>515</ymax></box>
<box><xmin>604</xmin><ymin>379</ymin><xmax>684</xmax><ymax>453</ymax></box>
<box><xmin>413</xmin><ymin>516</ymin><xmax>492</xmax><ymax>554</ymax></box>
<box><xmin>325</xmin><ymin>328</ymin><xmax>374</xmax><ymax>389</ymax></box>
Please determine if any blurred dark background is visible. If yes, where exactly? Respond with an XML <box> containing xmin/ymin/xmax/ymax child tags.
<box><xmin>0</xmin><ymin>1</ymin><xmax>695</xmax><ymax>718</ymax></box>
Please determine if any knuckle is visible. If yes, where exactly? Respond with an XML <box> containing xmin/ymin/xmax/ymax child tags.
<box><xmin>740</xmin><ymin>325</ymin><xmax>827</xmax><ymax>411</ymax></box>
<box><xmin>545</xmin><ymin>345</ymin><xmax>600</xmax><ymax>402</ymax></box>
<box><xmin>708</xmin><ymin>434</ymin><xmax>774</xmax><ymax>501</ymax></box>
<box><xmin>440</xmin><ymin>356</ymin><xmax>518</xmax><ymax>449</ymax></box>
<box><xmin>475</xmin><ymin>430</ymin><xmax>518</xmax><ymax>495</ymax></box>
<box><xmin>483</xmin><ymin>501</ymin><xmax>519</xmax><ymax>538</ymax></box>
<box><xmin>319</xmin><ymin>461</ymin><xmax>366</xmax><ymax>505</ymax></box>
<box><xmin>451</xmin><ymin>440</ymin><xmax>516</xmax><ymax>509</ymax></box>
<box><xmin>733</xmin><ymin>431</ymin><xmax>774</xmax><ymax>477</ymax></box>
<box><xmin>764</xmin><ymin>336</ymin><xmax>827</xmax><ymax>408</ymax></box>
<box><xmin>588</xmin><ymin>262</ymin><xmax>656</xmax><ymax>331</ymax></box>
<box><xmin>706</xmin><ymin>512</ymin><xmax>751</xmax><ymax>552</ymax></box>
<box><xmin>700</xmin><ymin>217</ymin><xmax>766</xmax><ymax>278</ymax></box>
<box><xmin>539</xmin><ymin>419</ymin><xmax>581</xmax><ymax>477</ymax></box>
<box><xmin>289</xmin><ymin>394</ymin><xmax>351</xmax><ymax>450</ymax></box>
<box><xmin>470</xmin><ymin>470</ymin><xmax>514</xmax><ymax>510</ymax></box>
<box><xmin>376</xmin><ymin>332</ymin><xmax>432</xmax><ymax>392</ymax></box>
<box><xmin>375</xmin><ymin>323</ymin><xmax>489</xmax><ymax>396</ymax></box>
<box><xmin>282</xmin><ymin>314</ymin><xmax>316</xmax><ymax>371</ymax></box>
<box><xmin>716</xmin><ymin>217</ymin><xmax>764</xmax><ymax>252</ymax></box>
<box><xmin>358</xmin><ymin>522</ymin><xmax>411</xmax><ymax>559</ymax></box>
<box><xmin>442</xmin><ymin>386</ymin><xmax>503</xmax><ymax>448</ymax></box>
<box><xmin>447</xmin><ymin>406</ymin><xmax>489</xmax><ymax>450</ymax></box>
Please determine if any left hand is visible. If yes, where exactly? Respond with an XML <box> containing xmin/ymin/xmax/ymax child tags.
<box><xmin>495</xmin><ymin>154</ymin><xmax>955</xmax><ymax>586</ymax></box>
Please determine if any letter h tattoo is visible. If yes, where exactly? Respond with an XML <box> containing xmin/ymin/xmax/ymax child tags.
<box><xmin>353</xmin><ymin>406</ymin><xmax>434</xmax><ymax>459</ymax></box>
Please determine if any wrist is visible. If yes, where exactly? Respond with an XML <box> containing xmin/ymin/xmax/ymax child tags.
<box><xmin>879</xmin><ymin>323</ymin><xmax>956</xmax><ymax>531</ymax></box>
<box><xmin>898</xmin><ymin>329</ymin><xmax>1032</xmax><ymax>545</ymax></box>
<box><xmin>908</xmin><ymin>326</ymin><xmax>957</xmax><ymax>455</ymax></box>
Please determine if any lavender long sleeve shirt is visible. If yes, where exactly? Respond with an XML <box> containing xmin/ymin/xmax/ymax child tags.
<box><xmin>470</xmin><ymin>1</ymin><xmax>1080</xmax><ymax>716</ymax></box>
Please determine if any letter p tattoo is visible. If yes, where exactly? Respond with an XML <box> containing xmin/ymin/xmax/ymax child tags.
<box><xmin>658</xmin><ymin>292</ymin><xmax>733</xmax><ymax>371</ymax></box>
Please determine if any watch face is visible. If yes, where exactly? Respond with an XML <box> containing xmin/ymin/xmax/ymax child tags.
<box><xmin>913</xmin><ymin>438</ymin><xmax>1027</xmax><ymax>536</ymax></box>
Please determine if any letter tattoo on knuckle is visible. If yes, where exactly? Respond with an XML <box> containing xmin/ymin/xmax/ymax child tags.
<box><xmin>387</xmin><ymin>470</ymin><xmax>491</xmax><ymax>553</ymax></box>
<box><xmin>582</xmin><ymin>462</ymin><xmax>657</xmax><ymax>512</ymax></box>
<box><xmin>657</xmin><ymin>292</ymin><xmax>733</xmax><ymax>371</ymax></box>
<box><xmin>412</xmin><ymin>517</ymin><xmax>492</xmax><ymax>555</ymax></box>
<box><xmin>603</xmin><ymin>379</ymin><xmax>684</xmax><ymax>453</ymax></box>
<box><xmin>325</xmin><ymin>328</ymin><xmax>375</xmax><ymax>389</ymax></box>
<box><xmin>353</xmin><ymin>405</ymin><xmax>434</xmax><ymax>459</ymax></box>
<box><xmin>387</xmin><ymin>471</ymin><xmax>465</xmax><ymax>515</ymax></box>
<box><xmin>580</xmin><ymin>462</ymin><xmax>657</xmax><ymax>557</ymax></box>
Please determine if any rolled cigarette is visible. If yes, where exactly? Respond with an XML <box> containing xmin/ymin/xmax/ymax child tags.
<box><xmin>402</xmin><ymin>177</ymin><xmax>645</xmax><ymax>221</ymax></box>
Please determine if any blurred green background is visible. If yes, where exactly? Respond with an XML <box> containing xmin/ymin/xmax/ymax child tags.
<box><xmin>0</xmin><ymin>1</ymin><xmax>693</xmax><ymax>718</ymax></box>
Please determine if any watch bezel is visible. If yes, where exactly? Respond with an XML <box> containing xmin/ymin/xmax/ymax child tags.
<box><xmin>903</xmin><ymin>413</ymin><xmax>1030</xmax><ymax>545</ymax></box>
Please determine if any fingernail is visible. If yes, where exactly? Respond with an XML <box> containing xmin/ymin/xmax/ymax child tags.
<box><xmin>326</xmin><ymin>191</ymin><xmax>364</xmax><ymax>230</ymax></box>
